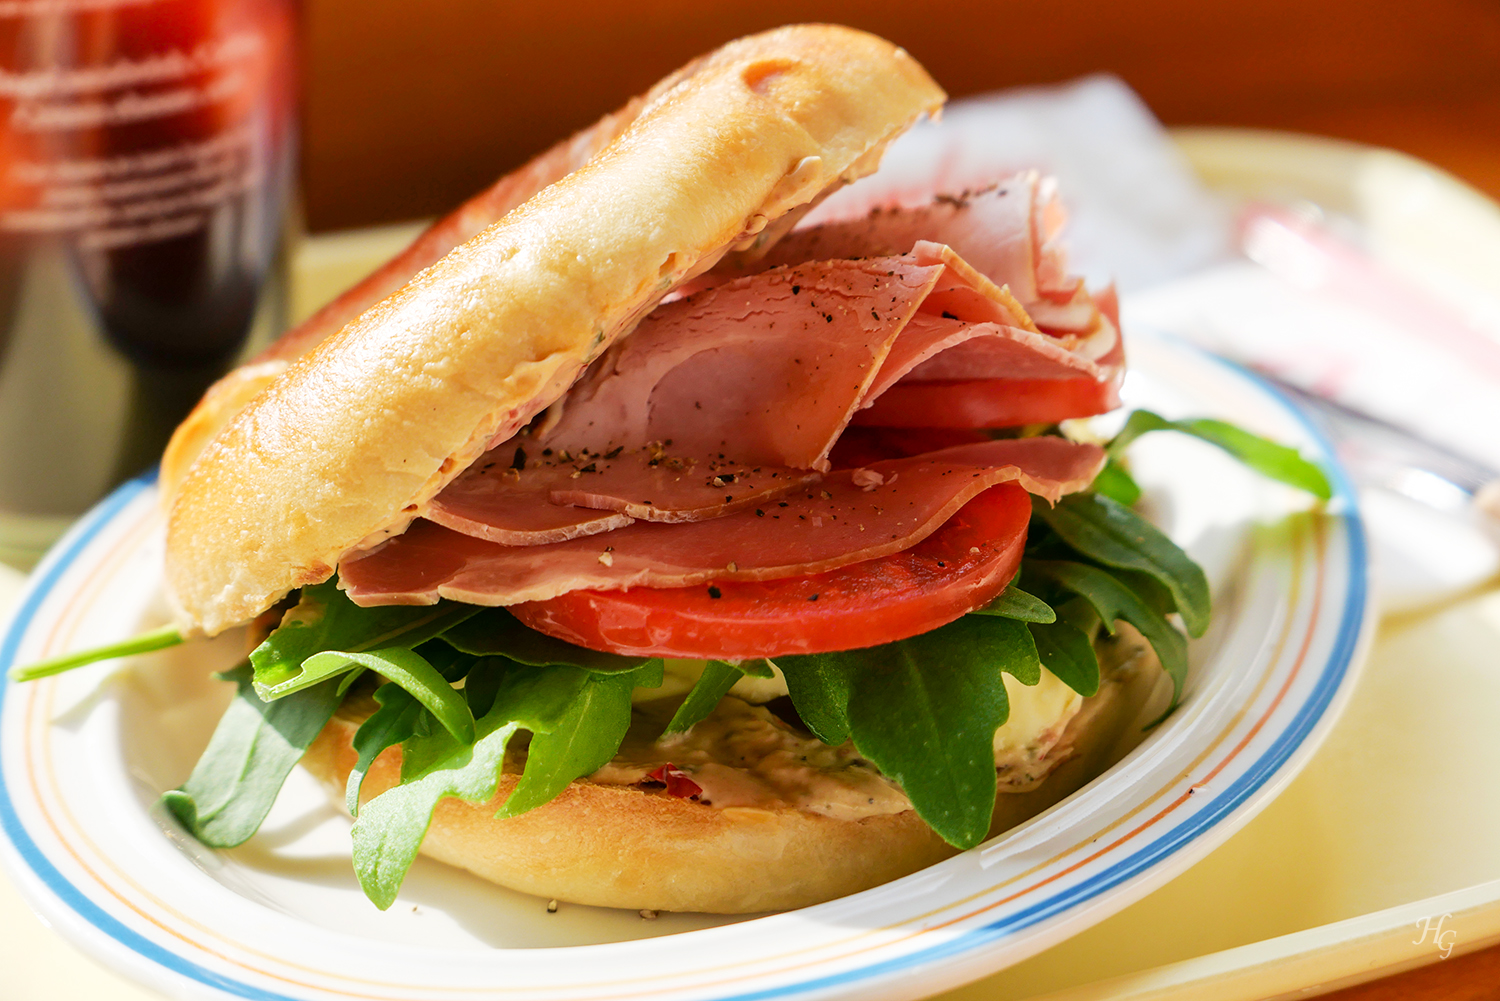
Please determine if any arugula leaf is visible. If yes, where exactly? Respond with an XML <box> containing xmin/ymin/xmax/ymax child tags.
<box><xmin>330</xmin><ymin>630</ymin><xmax>485</xmax><ymax>705</ymax></box>
<box><xmin>665</xmin><ymin>661</ymin><xmax>745</xmax><ymax>734</ymax></box>
<box><xmin>1031</xmin><ymin>493</ymin><xmax>1210</xmax><ymax>637</ymax></box>
<box><xmin>971</xmin><ymin>584</ymin><xmax>1056</xmax><ymax>623</ymax></box>
<box><xmin>346</xmin><ymin>684</ymin><xmax>424</xmax><ymax>815</ymax></box>
<box><xmin>441</xmin><ymin>608</ymin><xmax>655</xmax><ymax>673</ymax></box>
<box><xmin>350</xmin><ymin>658</ymin><xmax>663</xmax><ymax>908</ymax></box>
<box><xmin>335</xmin><ymin>668</ymin><xmax>368</xmax><ymax>697</ymax></box>
<box><xmin>777</xmin><ymin>653</ymin><xmax>853</xmax><ymax>746</ymax></box>
<box><xmin>661</xmin><ymin>658</ymin><xmax>779</xmax><ymax>738</ymax></box>
<box><xmin>417</xmin><ymin>640</ymin><xmax>483</xmax><ymax>681</ymax></box>
<box><xmin>302</xmin><ymin>648</ymin><xmax>474</xmax><ymax>744</ymax></box>
<box><xmin>1025</xmin><ymin>559</ymin><xmax>1187</xmax><ymax>705</ymax></box>
<box><xmin>1110</xmin><ymin>567</ymin><xmax>1177</xmax><ymax>618</ymax></box>
<box><xmin>737</xmin><ymin>658</ymin><xmax>777</xmax><ymax>679</ymax></box>
<box><xmin>9</xmin><ymin>623</ymin><xmax>183</xmax><ymax>682</ymax></box>
<box><xmin>1028</xmin><ymin>620</ymin><xmax>1101</xmax><ymax>697</ymax></box>
<box><xmin>1108</xmin><ymin>409</ymin><xmax>1332</xmax><ymax>500</ymax></box>
<box><xmin>498</xmin><ymin>661</ymin><xmax>661</xmax><ymax>818</ymax></box>
<box><xmin>1054</xmin><ymin>594</ymin><xmax>1104</xmax><ymax>638</ymax></box>
<box><xmin>250</xmin><ymin>583</ymin><xmax>480</xmax><ymax>698</ymax></box>
<box><xmin>1090</xmin><ymin>457</ymin><xmax>1142</xmax><ymax>507</ymax></box>
<box><xmin>779</xmin><ymin>614</ymin><xmax>1041</xmax><ymax>848</ymax></box>
<box><xmin>460</xmin><ymin>657</ymin><xmax>506</xmax><ymax>717</ymax></box>
<box><xmin>162</xmin><ymin>665</ymin><xmax>343</xmax><ymax>847</ymax></box>
<box><xmin>351</xmin><ymin>711</ymin><xmax>524</xmax><ymax>909</ymax></box>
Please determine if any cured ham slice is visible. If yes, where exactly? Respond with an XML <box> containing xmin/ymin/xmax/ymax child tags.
<box><xmin>344</xmin><ymin>437</ymin><xmax>1105</xmax><ymax>607</ymax></box>
<box><xmin>533</xmin><ymin>244</ymin><xmax>1097</xmax><ymax>469</ymax></box>
<box><xmin>428</xmin><ymin>482</ymin><xmax>629</xmax><ymax>546</ymax></box>
<box><xmin>537</xmin><ymin>249</ymin><xmax>1033</xmax><ymax>464</ymax></box>
<box><xmin>718</xmin><ymin>172</ymin><xmax>1080</xmax><ymax>315</ymax></box>
<box><xmin>427</xmin><ymin>444</ymin><xmax>819</xmax><ymax>544</ymax></box>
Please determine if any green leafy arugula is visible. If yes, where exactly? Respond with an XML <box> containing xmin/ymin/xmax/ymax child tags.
<box><xmin>162</xmin><ymin>665</ymin><xmax>344</xmax><ymax>847</ymax></box>
<box><xmin>1027</xmin><ymin>620</ymin><xmax>1101</xmax><ymax>698</ymax></box>
<box><xmin>441</xmin><ymin>608</ymin><xmax>656</xmax><ymax>673</ymax></box>
<box><xmin>351</xmin><ymin>707</ymin><xmax>521</xmax><ymax>909</ymax></box>
<box><xmin>1089</xmin><ymin>457</ymin><xmax>1142</xmax><ymax>506</ymax></box>
<box><xmin>1030</xmin><ymin>493</ymin><xmax>1211</xmax><ymax>637</ymax></box>
<box><xmin>971</xmin><ymin>583</ymin><xmax>1056</xmax><ymax>623</ymax></box>
<box><xmin>8</xmin><ymin>623</ymin><xmax>183</xmax><ymax>682</ymax></box>
<box><xmin>497</xmin><ymin>660</ymin><xmax>664</xmax><ymax>817</ymax></box>
<box><xmin>250</xmin><ymin>582</ymin><xmax>480</xmax><ymax>699</ymax></box>
<box><xmin>352</xmin><ymin>658</ymin><xmax>662</xmax><ymax>907</ymax></box>
<box><xmin>1107</xmin><ymin>409</ymin><xmax>1332</xmax><ymax>500</ymax></box>
<box><xmin>974</xmin><ymin>582</ymin><xmax>1101</xmax><ymax>698</ymax></box>
<box><xmin>665</xmin><ymin>659</ymin><xmax>775</xmax><ymax>734</ymax></box>
<box><xmin>345</xmin><ymin>683</ymin><xmax>425</xmax><ymax>816</ymax></box>
<box><xmin>777</xmin><ymin>615</ymin><xmax>1043</xmax><ymax>849</ymax></box>
<box><xmin>301</xmin><ymin>648</ymin><xmax>474</xmax><ymax>744</ymax></box>
<box><xmin>1024</xmin><ymin>560</ymin><xmax>1187</xmax><ymax>704</ymax></box>
<box><xmin>154</xmin><ymin>586</ymin><xmax>664</xmax><ymax>874</ymax></box>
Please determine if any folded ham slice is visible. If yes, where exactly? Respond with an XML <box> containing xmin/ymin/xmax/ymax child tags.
<box><xmin>426</xmin><ymin>444</ymin><xmax>819</xmax><ymax>544</ymax></box>
<box><xmin>344</xmin><ymin>437</ymin><xmax>1105</xmax><ymax>607</ymax></box>
<box><xmin>526</xmin><ymin>243</ymin><xmax>1106</xmax><ymax>457</ymax></box>
<box><xmin>719</xmin><ymin>172</ymin><xmax>1082</xmax><ymax>318</ymax></box>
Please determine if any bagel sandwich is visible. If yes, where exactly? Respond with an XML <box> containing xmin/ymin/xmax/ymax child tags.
<box><xmin>12</xmin><ymin>24</ymin><xmax>1331</xmax><ymax>916</ymax></box>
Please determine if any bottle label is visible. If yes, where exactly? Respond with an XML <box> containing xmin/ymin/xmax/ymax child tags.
<box><xmin>0</xmin><ymin>0</ymin><xmax>291</xmax><ymax>251</ymax></box>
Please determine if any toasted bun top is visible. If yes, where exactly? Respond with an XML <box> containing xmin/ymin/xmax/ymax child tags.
<box><xmin>164</xmin><ymin>25</ymin><xmax>944</xmax><ymax>635</ymax></box>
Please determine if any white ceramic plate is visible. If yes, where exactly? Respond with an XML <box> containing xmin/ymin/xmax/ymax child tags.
<box><xmin>0</xmin><ymin>330</ymin><xmax>1372</xmax><ymax>1001</ymax></box>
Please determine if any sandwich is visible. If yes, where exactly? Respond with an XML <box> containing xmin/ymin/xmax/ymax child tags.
<box><xmin>15</xmin><ymin>24</ymin><xmax>1331</xmax><ymax>915</ymax></box>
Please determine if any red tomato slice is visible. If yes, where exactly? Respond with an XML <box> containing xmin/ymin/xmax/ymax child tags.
<box><xmin>509</xmin><ymin>482</ymin><xmax>1032</xmax><ymax>659</ymax></box>
<box><xmin>852</xmin><ymin>377</ymin><xmax>1116</xmax><ymax>428</ymax></box>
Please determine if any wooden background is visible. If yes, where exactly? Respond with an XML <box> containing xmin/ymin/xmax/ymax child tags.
<box><xmin>300</xmin><ymin>0</ymin><xmax>1500</xmax><ymax>232</ymax></box>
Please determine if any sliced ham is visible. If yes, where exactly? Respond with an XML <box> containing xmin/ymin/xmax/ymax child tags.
<box><xmin>547</xmin><ymin>454</ymin><xmax>819</xmax><ymax>522</ymax></box>
<box><xmin>427</xmin><ymin>443</ymin><xmax>819</xmax><ymax>543</ymax></box>
<box><xmin>533</xmin><ymin>243</ymin><xmax>1098</xmax><ymax>470</ymax></box>
<box><xmin>428</xmin><ymin>483</ymin><xmax>630</xmax><ymax>546</ymax></box>
<box><xmin>718</xmin><ymin>172</ymin><xmax>1080</xmax><ymax>314</ymax></box>
<box><xmin>534</xmin><ymin>255</ymin><xmax>951</xmax><ymax>471</ymax></box>
<box><xmin>344</xmin><ymin>437</ymin><xmax>1105</xmax><ymax>607</ymax></box>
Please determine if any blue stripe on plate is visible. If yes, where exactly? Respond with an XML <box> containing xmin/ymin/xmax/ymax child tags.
<box><xmin>0</xmin><ymin>344</ymin><xmax>1371</xmax><ymax>1001</ymax></box>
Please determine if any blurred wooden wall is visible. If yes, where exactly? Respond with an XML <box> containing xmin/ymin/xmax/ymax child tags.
<box><xmin>301</xmin><ymin>0</ymin><xmax>1500</xmax><ymax>231</ymax></box>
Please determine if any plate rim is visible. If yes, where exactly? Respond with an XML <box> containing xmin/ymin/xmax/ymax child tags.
<box><xmin>0</xmin><ymin>334</ymin><xmax>1373</xmax><ymax>1001</ymax></box>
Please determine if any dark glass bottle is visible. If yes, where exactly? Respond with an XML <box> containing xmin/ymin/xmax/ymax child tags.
<box><xmin>0</xmin><ymin>0</ymin><xmax>296</xmax><ymax>565</ymax></box>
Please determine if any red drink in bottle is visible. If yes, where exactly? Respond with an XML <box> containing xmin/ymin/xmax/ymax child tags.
<box><xmin>0</xmin><ymin>0</ymin><xmax>295</xmax><ymax>563</ymax></box>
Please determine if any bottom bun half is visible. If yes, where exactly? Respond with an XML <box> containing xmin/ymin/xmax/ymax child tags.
<box><xmin>301</xmin><ymin>631</ymin><xmax>1166</xmax><ymax>914</ymax></box>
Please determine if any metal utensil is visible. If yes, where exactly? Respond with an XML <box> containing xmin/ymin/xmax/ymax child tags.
<box><xmin>1258</xmin><ymin>372</ymin><xmax>1500</xmax><ymax>518</ymax></box>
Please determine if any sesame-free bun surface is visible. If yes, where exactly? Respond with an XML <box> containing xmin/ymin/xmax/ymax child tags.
<box><xmin>165</xmin><ymin>25</ymin><xmax>944</xmax><ymax>636</ymax></box>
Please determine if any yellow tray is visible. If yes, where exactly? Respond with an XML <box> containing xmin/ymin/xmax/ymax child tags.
<box><xmin>4</xmin><ymin>128</ymin><xmax>1499</xmax><ymax>1000</ymax></box>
